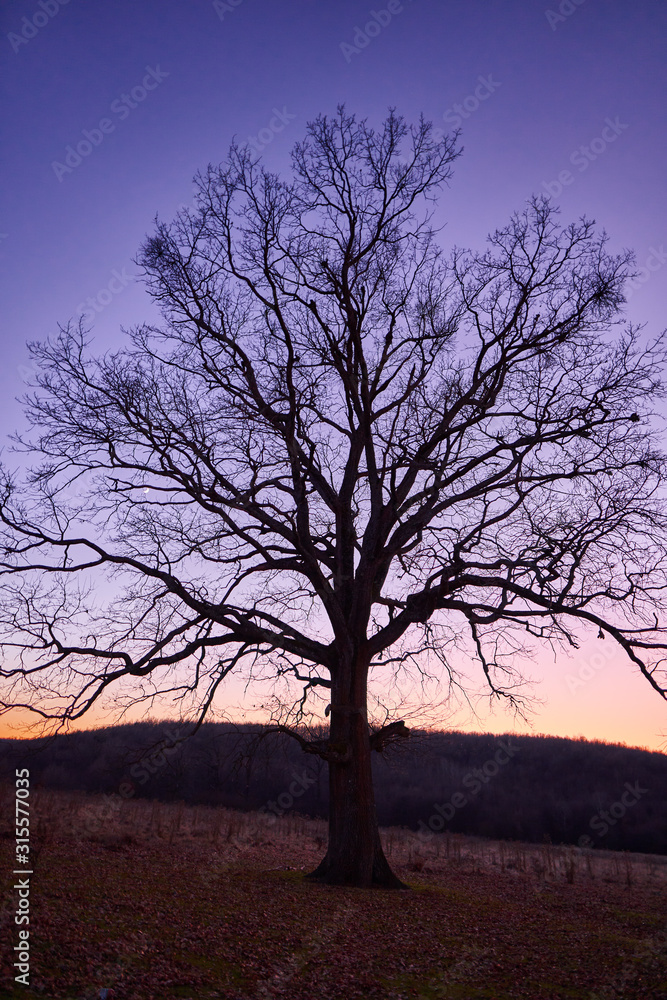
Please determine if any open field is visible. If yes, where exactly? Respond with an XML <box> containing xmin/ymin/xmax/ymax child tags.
<box><xmin>1</xmin><ymin>787</ymin><xmax>666</xmax><ymax>999</ymax></box>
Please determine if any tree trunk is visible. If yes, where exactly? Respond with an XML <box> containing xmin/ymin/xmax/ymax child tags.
<box><xmin>305</xmin><ymin>663</ymin><xmax>410</xmax><ymax>889</ymax></box>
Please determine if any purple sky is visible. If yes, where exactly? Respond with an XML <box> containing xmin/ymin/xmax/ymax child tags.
<box><xmin>1</xmin><ymin>0</ymin><xmax>665</xmax><ymax>747</ymax></box>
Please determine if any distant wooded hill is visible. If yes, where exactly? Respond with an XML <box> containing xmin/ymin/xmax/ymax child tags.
<box><xmin>1</xmin><ymin>721</ymin><xmax>665</xmax><ymax>855</ymax></box>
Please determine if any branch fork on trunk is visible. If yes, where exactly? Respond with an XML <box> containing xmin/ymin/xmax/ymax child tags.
<box><xmin>369</xmin><ymin>719</ymin><xmax>410</xmax><ymax>753</ymax></box>
<box><xmin>263</xmin><ymin>723</ymin><xmax>352</xmax><ymax>762</ymax></box>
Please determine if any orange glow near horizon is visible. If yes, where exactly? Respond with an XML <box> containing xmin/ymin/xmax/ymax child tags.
<box><xmin>1</xmin><ymin>634</ymin><xmax>664</xmax><ymax>753</ymax></box>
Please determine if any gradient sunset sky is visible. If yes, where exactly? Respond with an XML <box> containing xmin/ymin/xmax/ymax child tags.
<box><xmin>1</xmin><ymin>0</ymin><xmax>665</xmax><ymax>750</ymax></box>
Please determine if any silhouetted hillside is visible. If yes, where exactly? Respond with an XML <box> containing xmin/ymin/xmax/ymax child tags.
<box><xmin>1</xmin><ymin>721</ymin><xmax>665</xmax><ymax>854</ymax></box>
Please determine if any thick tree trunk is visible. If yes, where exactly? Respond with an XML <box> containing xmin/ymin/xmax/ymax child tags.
<box><xmin>305</xmin><ymin>664</ymin><xmax>409</xmax><ymax>889</ymax></box>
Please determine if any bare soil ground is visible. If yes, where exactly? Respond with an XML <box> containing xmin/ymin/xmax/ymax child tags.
<box><xmin>1</xmin><ymin>787</ymin><xmax>666</xmax><ymax>999</ymax></box>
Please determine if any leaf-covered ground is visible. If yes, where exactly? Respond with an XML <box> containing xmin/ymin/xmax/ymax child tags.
<box><xmin>1</xmin><ymin>791</ymin><xmax>666</xmax><ymax>999</ymax></box>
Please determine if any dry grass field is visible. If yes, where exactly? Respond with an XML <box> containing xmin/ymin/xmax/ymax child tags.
<box><xmin>1</xmin><ymin>786</ymin><xmax>666</xmax><ymax>999</ymax></box>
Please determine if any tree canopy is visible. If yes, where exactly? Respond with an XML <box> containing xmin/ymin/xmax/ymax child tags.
<box><xmin>1</xmin><ymin>106</ymin><xmax>666</xmax><ymax>885</ymax></box>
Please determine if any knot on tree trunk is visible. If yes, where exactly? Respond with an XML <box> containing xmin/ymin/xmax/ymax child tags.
<box><xmin>324</xmin><ymin>704</ymin><xmax>365</xmax><ymax>717</ymax></box>
<box><xmin>370</xmin><ymin>720</ymin><xmax>410</xmax><ymax>753</ymax></box>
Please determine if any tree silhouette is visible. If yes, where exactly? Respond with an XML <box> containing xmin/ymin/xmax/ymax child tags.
<box><xmin>1</xmin><ymin>107</ymin><xmax>666</xmax><ymax>887</ymax></box>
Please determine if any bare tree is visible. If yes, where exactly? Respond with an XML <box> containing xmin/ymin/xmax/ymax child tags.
<box><xmin>1</xmin><ymin>107</ymin><xmax>666</xmax><ymax>888</ymax></box>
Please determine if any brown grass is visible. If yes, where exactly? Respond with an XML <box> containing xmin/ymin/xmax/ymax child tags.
<box><xmin>1</xmin><ymin>785</ymin><xmax>666</xmax><ymax>999</ymax></box>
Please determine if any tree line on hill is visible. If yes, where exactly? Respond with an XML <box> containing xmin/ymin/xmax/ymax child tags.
<box><xmin>1</xmin><ymin>721</ymin><xmax>664</xmax><ymax>855</ymax></box>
